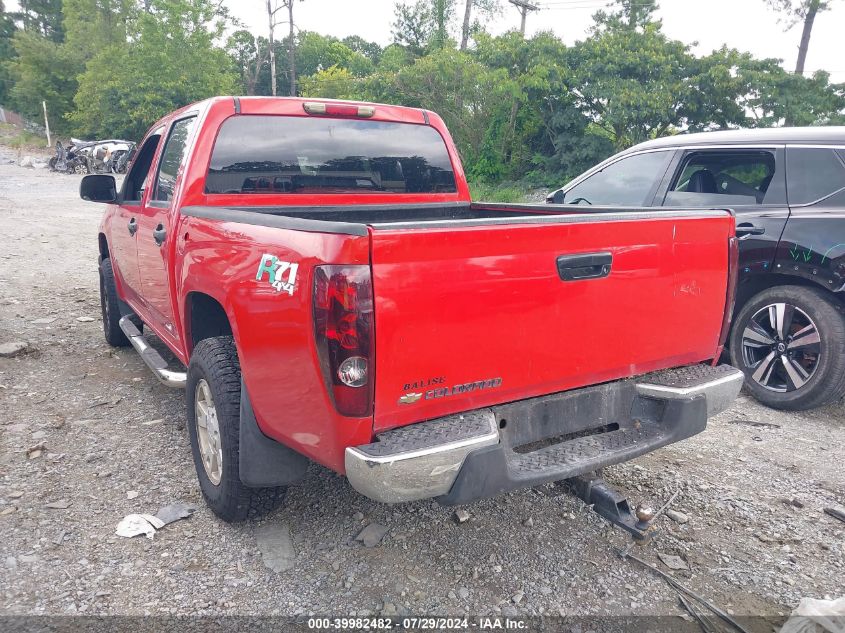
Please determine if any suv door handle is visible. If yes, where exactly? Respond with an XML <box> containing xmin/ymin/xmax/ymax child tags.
<box><xmin>557</xmin><ymin>252</ymin><xmax>612</xmax><ymax>281</ymax></box>
<box><xmin>736</xmin><ymin>223</ymin><xmax>765</xmax><ymax>238</ymax></box>
<box><xmin>127</xmin><ymin>218</ymin><xmax>137</xmax><ymax>236</ymax></box>
<box><xmin>153</xmin><ymin>224</ymin><xmax>167</xmax><ymax>247</ymax></box>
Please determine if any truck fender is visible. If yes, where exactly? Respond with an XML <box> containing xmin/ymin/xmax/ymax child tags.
<box><xmin>239</xmin><ymin>379</ymin><xmax>309</xmax><ymax>487</ymax></box>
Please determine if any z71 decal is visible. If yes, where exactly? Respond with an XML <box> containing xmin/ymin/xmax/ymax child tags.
<box><xmin>256</xmin><ymin>254</ymin><xmax>299</xmax><ymax>296</ymax></box>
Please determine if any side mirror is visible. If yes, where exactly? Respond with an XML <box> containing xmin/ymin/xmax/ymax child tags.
<box><xmin>546</xmin><ymin>189</ymin><xmax>565</xmax><ymax>204</ymax></box>
<box><xmin>80</xmin><ymin>174</ymin><xmax>118</xmax><ymax>203</ymax></box>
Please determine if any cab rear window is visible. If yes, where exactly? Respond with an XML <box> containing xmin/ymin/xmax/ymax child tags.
<box><xmin>205</xmin><ymin>115</ymin><xmax>457</xmax><ymax>195</ymax></box>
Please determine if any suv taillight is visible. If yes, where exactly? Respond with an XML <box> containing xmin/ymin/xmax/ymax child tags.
<box><xmin>314</xmin><ymin>265</ymin><xmax>374</xmax><ymax>417</ymax></box>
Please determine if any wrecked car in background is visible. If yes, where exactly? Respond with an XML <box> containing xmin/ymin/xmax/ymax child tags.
<box><xmin>50</xmin><ymin>138</ymin><xmax>135</xmax><ymax>174</ymax></box>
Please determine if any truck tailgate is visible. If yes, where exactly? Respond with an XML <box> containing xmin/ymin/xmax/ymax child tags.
<box><xmin>370</xmin><ymin>210</ymin><xmax>734</xmax><ymax>431</ymax></box>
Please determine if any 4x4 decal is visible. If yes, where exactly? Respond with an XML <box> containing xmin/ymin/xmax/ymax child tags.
<box><xmin>256</xmin><ymin>254</ymin><xmax>299</xmax><ymax>296</ymax></box>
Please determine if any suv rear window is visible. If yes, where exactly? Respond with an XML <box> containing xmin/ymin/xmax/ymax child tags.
<box><xmin>206</xmin><ymin>115</ymin><xmax>457</xmax><ymax>195</ymax></box>
<box><xmin>786</xmin><ymin>147</ymin><xmax>845</xmax><ymax>206</ymax></box>
<box><xmin>665</xmin><ymin>151</ymin><xmax>778</xmax><ymax>206</ymax></box>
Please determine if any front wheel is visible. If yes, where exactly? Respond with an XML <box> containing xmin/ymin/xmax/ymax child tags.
<box><xmin>99</xmin><ymin>258</ymin><xmax>131</xmax><ymax>347</ymax></box>
<box><xmin>186</xmin><ymin>337</ymin><xmax>287</xmax><ymax>522</ymax></box>
<box><xmin>729</xmin><ymin>286</ymin><xmax>845</xmax><ymax>410</ymax></box>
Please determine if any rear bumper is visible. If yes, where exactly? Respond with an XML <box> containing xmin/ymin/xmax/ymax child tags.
<box><xmin>345</xmin><ymin>364</ymin><xmax>743</xmax><ymax>504</ymax></box>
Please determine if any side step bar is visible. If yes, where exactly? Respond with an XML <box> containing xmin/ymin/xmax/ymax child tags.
<box><xmin>118</xmin><ymin>316</ymin><xmax>186</xmax><ymax>388</ymax></box>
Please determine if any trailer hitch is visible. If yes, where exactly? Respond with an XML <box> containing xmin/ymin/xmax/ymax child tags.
<box><xmin>568</xmin><ymin>472</ymin><xmax>660</xmax><ymax>542</ymax></box>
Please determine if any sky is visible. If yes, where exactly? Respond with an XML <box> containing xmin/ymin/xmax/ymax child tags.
<box><xmin>225</xmin><ymin>0</ymin><xmax>845</xmax><ymax>81</ymax></box>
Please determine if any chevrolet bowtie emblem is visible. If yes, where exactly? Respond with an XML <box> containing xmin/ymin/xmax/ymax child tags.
<box><xmin>398</xmin><ymin>392</ymin><xmax>423</xmax><ymax>405</ymax></box>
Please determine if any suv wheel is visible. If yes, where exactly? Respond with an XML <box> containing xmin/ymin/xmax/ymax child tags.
<box><xmin>186</xmin><ymin>336</ymin><xmax>287</xmax><ymax>522</ymax></box>
<box><xmin>729</xmin><ymin>286</ymin><xmax>845</xmax><ymax>410</ymax></box>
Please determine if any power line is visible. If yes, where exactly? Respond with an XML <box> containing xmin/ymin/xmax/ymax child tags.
<box><xmin>541</xmin><ymin>1</ymin><xmax>658</xmax><ymax>7</ymax></box>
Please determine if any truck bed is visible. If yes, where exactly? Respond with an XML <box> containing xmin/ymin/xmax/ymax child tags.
<box><xmin>178</xmin><ymin>200</ymin><xmax>735</xmax><ymax>469</ymax></box>
<box><xmin>182</xmin><ymin>202</ymin><xmax>728</xmax><ymax>233</ymax></box>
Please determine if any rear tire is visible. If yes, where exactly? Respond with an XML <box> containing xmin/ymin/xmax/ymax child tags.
<box><xmin>99</xmin><ymin>258</ymin><xmax>130</xmax><ymax>347</ymax></box>
<box><xmin>729</xmin><ymin>286</ymin><xmax>845</xmax><ymax>410</ymax></box>
<box><xmin>186</xmin><ymin>336</ymin><xmax>287</xmax><ymax>522</ymax></box>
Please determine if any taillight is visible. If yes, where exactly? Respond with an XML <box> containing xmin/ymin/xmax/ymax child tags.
<box><xmin>314</xmin><ymin>265</ymin><xmax>374</xmax><ymax>416</ymax></box>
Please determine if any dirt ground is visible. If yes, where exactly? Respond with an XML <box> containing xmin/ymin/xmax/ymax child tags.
<box><xmin>0</xmin><ymin>156</ymin><xmax>843</xmax><ymax>628</ymax></box>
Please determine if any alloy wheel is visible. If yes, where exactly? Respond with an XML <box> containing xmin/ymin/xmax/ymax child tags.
<box><xmin>741</xmin><ymin>303</ymin><xmax>821</xmax><ymax>393</ymax></box>
<box><xmin>194</xmin><ymin>378</ymin><xmax>223</xmax><ymax>485</ymax></box>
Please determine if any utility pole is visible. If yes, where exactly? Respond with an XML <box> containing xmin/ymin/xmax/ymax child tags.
<box><xmin>42</xmin><ymin>101</ymin><xmax>51</xmax><ymax>148</ymax></box>
<box><xmin>508</xmin><ymin>0</ymin><xmax>538</xmax><ymax>37</ymax></box>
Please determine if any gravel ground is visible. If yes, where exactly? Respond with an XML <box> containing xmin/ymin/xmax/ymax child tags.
<box><xmin>1</xmin><ymin>156</ymin><xmax>843</xmax><ymax>627</ymax></box>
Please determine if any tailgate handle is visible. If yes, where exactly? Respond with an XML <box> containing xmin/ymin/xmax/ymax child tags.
<box><xmin>557</xmin><ymin>252</ymin><xmax>612</xmax><ymax>281</ymax></box>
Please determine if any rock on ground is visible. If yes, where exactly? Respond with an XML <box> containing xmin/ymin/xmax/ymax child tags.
<box><xmin>0</xmin><ymin>340</ymin><xmax>29</xmax><ymax>357</ymax></box>
<box><xmin>355</xmin><ymin>523</ymin><xmax>389</xmax><ymax>548</ymax></box>
<box><xmin>255</xmin><ymin>520</ymin><xmax>296</xmax><ymax>572</ymax></box>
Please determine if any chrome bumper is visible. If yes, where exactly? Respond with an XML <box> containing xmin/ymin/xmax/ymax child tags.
<box><xmin>634</xmin><ymin>364</ymin><xmax>744</xmax><ymax>417</ymax></box>
<box><xmin>345</xmin><ymin>409</ymin><xmax>499</xmax><ymax>503</ymax></box>
<box><xmin>346</xmin><ymin>364</ymin><xmax>743</xmax><ymax>504</ymax></box>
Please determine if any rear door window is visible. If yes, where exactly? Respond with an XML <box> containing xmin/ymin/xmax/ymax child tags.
<box><xmin>664</xmin><ymin>151</ymin><xmax>779</xmax><ymax>206</ymax></box>
<box><xmin>153</xmin><ymin>117</ymin><xmax>197</xmax><ymax>203</ymax></box>
<box><xmin>786</xmin><ymin>147</ymin><xmax>845</xmax><ymax>206</ymax></box>
<box><xmin>205</xmin><ymin>116</ymin><xmax>457</xmax><ymax>195</ymax></box>
<box><xmin>122</xmin><ymin>130</ymin><xmax>163</xmax><ymax>203</ymax></box>
<box><xmin>562</xmin><ymin>150</ymin><xmax>671</xmax><ymax>207</ymax></box>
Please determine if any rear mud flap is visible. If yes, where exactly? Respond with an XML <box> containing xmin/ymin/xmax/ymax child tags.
<box><xmin>239</xmin><ymin>381</ymin><xmax>309</xmax><ymax>488</ymax></box>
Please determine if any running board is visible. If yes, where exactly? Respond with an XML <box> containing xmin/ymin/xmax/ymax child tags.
<box><xmin>118</xmin><ymin>316</ymin><xmax>186</xmax><ymax>388</ymax></box>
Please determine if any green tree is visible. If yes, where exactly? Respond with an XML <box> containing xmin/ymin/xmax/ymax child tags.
<box><xmin>299</xmin><ymin>65</ymin><xmax>361</xmax><ymax>99</ymax></box>
<box><xmin>592</xmin><ymin>0</ymin><xmax>661</xmax><ymax>31</ymax></box>
<box><xmin>294</xmin><ymin>32</ymin><xmax>374</xmax><ymax>78</ymax></box>
<box><xmin>568</xmin><ymin>23</ymin><xmax>707</xmax><ymax>149</ymax></box>
<box><xmin>10</xmin><ymin>0</ymin><xmax>64</xmax><ymax>42</ymax></box>
<box><xmin>0</xmin><ymin>0</ymin><xmax>18</xmax><ymax>104</ymax></box>
<box><xmin>7</xmin><ymin>0</ymin><xmax>141</xmax><ymax>132</ymax></box>
<box><xmin>474</xmin><ymin>31</ymin><xmax>610</xmax><ymax>182</ymax></box>
<box><xmin>6</xmin><ymin>30</ymin><xmax>77</xmax><ymax>132</ymax></box>
<box><xmin>391</xmin><ymin>1</ymin><xmax>434</xmax><ymax>56</ymax></box>
<box><xmin>429</xmin><ymin>0</ymin><xmax>454</xmax><ymax>48</ymax></box>
<box><xmin>70</xmin><ymin>0</ymin><xmax>238</xmax><ymax>139</ymax></box>
<box><xmin>226</xmin><ymin>29</ymin><xmax>267</xmax><ymax>95</ymax></box>
<box><xmin>694</xmin><ymin>47</ymin><xmax>845</xmax><ymax>128</ymax></box>
<box><xmin>391</xmin><ymin>0</ymin><xmax>457</xmax><ymax>55</ymax></box>
<box><xmin>369</xmin><ymin>46</ymin><xmax>512</xmax><ymax>178</ymax></box>
<box><xmin>62</xmin><ymin>0</ymin><xmax>135</xmax><ymax>60</ymax></box>
<box><xmin>341</xmin><ymin>35</ymin><xmax>382</xmax><ymax>64</ymax></box>
<box><xmin>376</xmin><ymin>43</ymin><xmax>413</xmax><ymax>72</ymax></box>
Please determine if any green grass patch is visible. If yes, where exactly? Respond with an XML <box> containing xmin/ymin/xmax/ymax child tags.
<box><xmin>0</xmin><ymin>123</ymin><xmax>46</xmax><ymax>150</ymax></box>
<box><xmin>468</xmin><ymin>180</ymin><xmax>530</xmax><ymax>203</ymax></box>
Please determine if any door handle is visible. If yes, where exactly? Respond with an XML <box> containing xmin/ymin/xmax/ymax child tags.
<box><xmin>557</xmin><ymin>252</ymin><xmax>612</xmax><ymax>281</ymax></box>
<box><xmin>127</xmin><ymin>218</ymin><xmax>137</xmax><ymax>236</ymax></box>
<box><xmin>153</xmin><ymin>224</ymin><xmax>167</xmax><ymax>247</ymax></box>
<box><xmin>736</xmin><ymin>223</ymin><xmax>765</xmax><ymax>239</ymax></box>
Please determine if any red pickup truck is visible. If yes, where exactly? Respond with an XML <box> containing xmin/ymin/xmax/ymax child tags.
<box><xmin>80</xmin><ymin>97</ymin><xmax>743</xmax><ymax>524</ymax></box>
